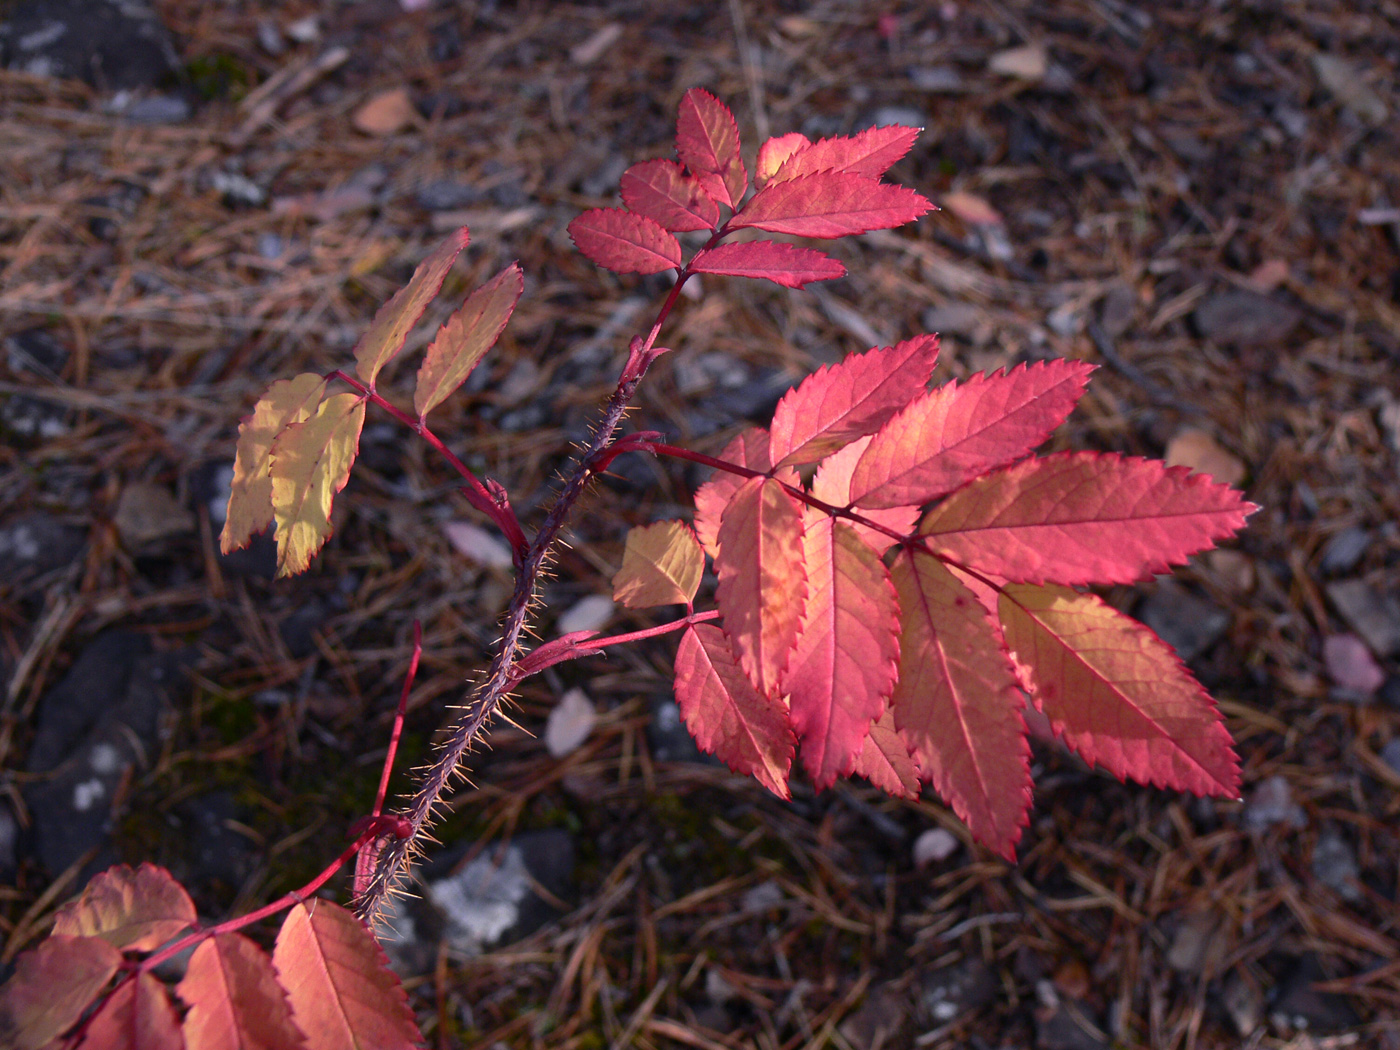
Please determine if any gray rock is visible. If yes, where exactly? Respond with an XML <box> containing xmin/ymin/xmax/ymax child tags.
<box><xmin>415</xmin><ymin>179</ymin><xmax>481</xmax><ymax>211</ymax></box>
<box><xmin>647</xmin><ymin>697</ymin><xmax>709</xmax><ymax>765</ymax></box>
<box><xmin>908</xmin><ymin>66</ymin><xmax>966</xmax><ymax>93</ymax></box>
<box><xmin>1098</xmin><ymin>284</ymin><xmax>1137</xmax><ymax>338</ymax></box>
<box><xmin>1138</xmin><ymin>580</ymin><xmax>1230</xmax><ymax>662</ymax></box>
<box><xmin>0</xmin><ymin>0</ymin><xmax>178</xmax><ymax>89</ymax></box>
<box><xmin>0</xmin><ymin>801</ymin><xmax>18</xmax><ymax>877</ymax></box>
<box><xmin>118</xmin><ymin>92</ymin><xmax>191</xmax><ymax>124</ymax></box>
<box><xmin>1193</xmin><ymin>290</ymin><xmax>1302</xmax><ymax>346</ymax></box>
<box><xmin>1325</xmin><ymin>579</ymin><xmax>1400</xmax><ymax>657</ymax></box>
<box><xmin>172</xmin><ymin>791</ymin><xmax>259</xmax><ymax>892</ymax></box>
<box><xmin>919</xmin><ymin>958</ymin><xmax>996</xmax><ymax>1025</ymax></box>
<box><xmin>921</xmin><ymin>302</ymin><xmax>984</xmax><ymax>339</ymax></box>
<box><xmin>1220</xmin><ymin>969</ymin><xmax>1263</xmax><ymax>1036</ymax></box>
<box><xmin>1</xmin><ymin>393</ymin><xmax>69</xmax><ymax>441</ymax></box>
<box><xmin>860</xmin><ymin>106</ymin><xmax>929</xmax><ymax>131</ymax></box>
<box><xmin>0</xmin><ymin>512</ymin><xmax>86</xmax><ymax>591</ymax></box>
<box><xmin>1380</xmin><ymin>737</ymin><xmax>1400</xmax><ymax>774</ymax></box>
<box><xmin>1269</xmin><ymin>954</ymin><xmax>1360</xmax><ymax>1034</ymax></box>
<box><xmin>1311</xmin><ymin>827</ymin><xmax>1361</xmax><ymax>901</ymax></box>
<box><xmin>5</xmin><ymin>328</ymin><xmax>69</xmax><ymax>377</ymax></box>
<box><xmin>1242</xmin><ymin>775</ymin><xmax>1306</xmax><ymax>832</ymax></box>
<box><xmin>1319</xmin><ymin>527</ymin><xmax>1371</xmax><ymax>575</ymax></box>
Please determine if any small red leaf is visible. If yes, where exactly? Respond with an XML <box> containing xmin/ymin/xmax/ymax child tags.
<box><xmin>177</xmin><ymin>933</ymin><xmax>305</xmax><ymax>1050</ymax></box>
<box><xmin>675</xmin><ymin>88</ymin><xmax>747</xmax><ymax>210</ymax></box>
<box><xmin>848</xmin><ymin>359</ymin><xmax>1095</xmax><ymax>509</ymax></box>
<box><xmin>52</xmin><ymin>863</ymin><xmax>197</xmax><ymax>952</ymax></box>
<box><xmin>769</xmin><ymin>335</ymin><xmax>940</xmax><ymax>468</ymax></box>
<box><xmin>0</xmin><ymin>935</ymin><xmax>122</xmax><ymax>1050</ymax></box>
<box><xmin>999</xmin><ymin>584</ymin><xmax>1241</xmax><ymax>797</ymax></box>
<box><xmin>847</xmin><ymin>707</ymin><xmax>921</xmax><ymax>799</ymax></box>
<box><xmin>731</xmin><ymin>172</ymin><xmax>931</xmax><ymax>239</ymax></box>
<box><xmin>619</xmin><ymin>159</ymin><xmax>719</xmax><ymax>232</ymax></box>
<box><xmin>692</xmin><ymin>427</ymin><xmax>795</xmax><ymax>558</ymax></box>
<box><xmin>755</xmin><ymin>132</ymin><xmax>811</xmax><ymax>187</ymax></box>
<box><xmin>79</xmin><ymin>972</ymin><xmax>183</xmax><ymax>1050</ymax></box>
<box><xmin>690</xmin><ymin>241</ymin><xmax>845</xmax><ymax>288</ymax></box>
<box><xmin>770</xmin><ymin>125</ymin><xmax>921</xmax><ymax>183</ymax></box>
<box><xmin>809</xmin><ymin>436</ymin><xmax>919</xmax><ymax>552</ymax></box>
<box><xmin>414</xmin><ymin>262</ymin><xmax>524</xmax><ymax>418</ymax></box>
<box><xmin>715</xmin><ymin>476</ymin><xmax>807</xmax><ymax>696</ymax></box>
<box><xmin>673</xmin><ymin>624</ymin><xmax>795</xmax><ymax>797</ymax></box>
<box><xmin>919</xmin><ymin>452</ymin><xmax>1258</xmax><ymax>585</ymax></box>
<box><xmin>567</xmin><ymin>208</ymin><xmax>682</xmax><ymax>274</ymax></box>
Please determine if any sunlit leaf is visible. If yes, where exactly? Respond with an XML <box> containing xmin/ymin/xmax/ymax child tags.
<box><xmin>414</xmin><ymin>262</ymin><xmax>523</xmax><ymax>418</ymax></box>
<box><xmin>675</xmin><ymin>88</ymin><xmax>747</xmax><ymax>210</ymax></box>
<box><xmin>0</xmin><ymin>936</ymin><xmax>121</xmax><ymax>1050</ymax></box>
<box><xmin>755</xmin><ymin>132</ymin><xmax>810</xmax><ymax>187</ymax></box>
<box><xmin>769</xmin><ymin>125</ymin><xmax>921</xmax><ymax>183</ymax></box>
<box><xmin>270</xmin><ymin>392</ymin><xmax>367</xmax><ymax>577</ymax></box>
<box><xmin>567</xmin><ymin>208</ymin><xmax>682</xmax><ymax>274</ymax></box>
<box><xmin>613</xmin><ymin>520</ymin><xmax>705</xmax><ymax>608</ymax></box>
<box><xmin>731</xmin><ymin>172</ymin><xmax>931</xmax><ymax>238</ymax></box>
<box><xmin>177</xmin><ymin>933</ymin><xmax>305</xmax><ymax>1050</ymax></box>
<box><xmin>79</xmin><ymin>972</ymin><xmax>183</xmax><ymax>1050</ymax></box>
<box><xmin>692</xmin><ymin>427</ymin><xmax>796</xmax><ymax>559</ymax></box>
<box><xmin>809</xmin><ymin>436</ymin><xmax>919</xmax><ymax>552</ymax></box>
<box><xmin>52</xmin><ymin>863</ymin><xmax>197</xmax><ymax>952</ymax></box>
<box><xmin>847</xmin><ymin>707</ymin><xmax>921</xmax><ymax>799</ymax></box>
<box><xmin>619</xmin><ymin>158</ymin><xmax>719</xmax><ymax>231</ymax></box>
<box><xmin>689</xmin><ymin>241</ymin><xmax>845</xmax><ymax>288</ymax></box>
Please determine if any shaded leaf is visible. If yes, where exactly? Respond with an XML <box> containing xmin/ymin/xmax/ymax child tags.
<box><xmin>755</xmin><ymin>132</ymin><xmax>810</xmax><ymax>187</ymax></box>
<box><xmin>715</xmin><ymin>476</ymin><xmax>808</xmax><ymax>695</ymax></box>
<box><xmin>273</xmin><ymin>901</ymin><xmax>423</xmax><ymax>1050</ymax></box>
<box><xmin>52</xmin><ymin>863</ymin><xmax>197</xmax><ymax>952</ymax></box>
<box><xmin>690</xmin><ymin>241</ymin><xmax>845</xmax><ymax>289</ymax></box>
<box><xmin>783</xmin><ymin>514</ymin><xmax>900</xmax><ymax>788</ymax></box>
<box><xmin>770</xmin><ymin>125</ymin><xmax>921</xmax><ymax>183</ymax></box>
<box><xmin>809</xmin><ymin>436</ymin><xmax>919</xmax><ymax>552</ymax></box>
<box><xmin>222</xmin><ymin>374</ymin><xmax>327</xmax><ymax>554</ymax></box>
<box><xmin>692</xmin><ymin>427</ymin><xmax>794</xmax><ymax>558</ymax></box>
<box><xmin>270</xmin><ymin>392</ymin><xmax>367</xmax><ymax>577</ymax></box>
<box><xmin>673</xmin><ymin>624</ymin><xmax>795</xmax><ymax>798</ymax></box>
<box><xmin>731</xmin><ymin>172</ymin><xmax>931</xmax><ymax>238</ymax></box>
<box><xmin>675</xmin><ymin>88</ymin><xmax>746</xmax><ymax>210</ymax></box>
<box><xmin>890</xmin><ymin>550</ymin><xmax>1031</xmax><ymax>859</ymax></box>
<box><xmin>177</xmin><ymin>933</ymin><xmax>305</xmax><ymax>1050</ymax></box>
<box><xmin>618</xmin><ymin>159</ymin><xmax>719</xmax><ymax>232</ymax></box>
<box><xmin>414</xmin><ymin>262</ymin><xmax>523</xmax><ymax>418</ymax></box>
<box><xmin>613</xmin><ymin>520</ymin><xmax>704</xmax><ymax>608</ymax></box>
<box><xmin>848</xmin><ymin>359</ymin><xmax>1094</xmax><ymax>509</ymax></box>
<box><xmin>0</xmin><ymin>935</ymin><xmax>122</xmax><ymax>1050</ymax></box>
<box><xmin>79</xmin><ymin>972</ymin><xmax>183</xmax><ymax>1050</ymax></box>
<box><xmin>353</xmin><ymin>227</ymin><xmax>468</xmax><ymax>387</ymax></box>
<box><xmin>567</xmin><ymin>208</ymin><xmax>682</xmax><ymax>274</ymax></box>
<box><xmin>999</xmin><ymin>584</ymin><xmax>1241</xmax><ymax>797</ymax></box>
<box><xmin>919</xmin><ymin>452</ymin><xmax>1257</xmax><ymax>585</ymax></box>
<box><xmin>769</xmin><ymin>335</ymin><xmax>941</xmax><ymax>467</ymax></box>
<box><xmin>848</xmin><ymin>707</ymin><xmax>921</xmax><ymax>799</ymax></box>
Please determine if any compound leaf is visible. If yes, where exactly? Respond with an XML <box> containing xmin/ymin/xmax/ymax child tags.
<box><xmin>0</xmin><ymin>935</ymin><xmax>122</xmax><ymax>1050</ymax></box>
<box><xmin>79</xmin><ymin>972</ymin><xmax>183</xmax><ymax>1050</ymax></box>
<box><xmin>673</xmin><ymin>624</ymin><xmax>795</xmax><ymax>798</ymax></box>
<box><xmin>177</xmin><ymin>933</ymin><xmax>305</xmax><ymax>1050</ymax></box>
<box><xmin>919</xmin><ymin>452</ymin><xmax>1257</xmax><ymax>585</ymax></box>
<box><xmin>619</xmin><ymin>158</ymin><xmax>719</xmax><ymax>232</ymax></box>
<box><xmin>731</xmin><ymin>172</ymin><xmax>931</xmax><ymax>239</ymax></box>
<box><xmin>675</xmin><ymin>88</ymin><xmax>747</xmax><ymax>210</ymax></box>
<box><xmin>270</xmin><ymin>392</ymin><xmax>367</xmax><ymax>578</ymax></box>
<box><xmin>690</xmin><ymin>241</ymin><xmax>845</xmax><ymax>288</ymax></box>
<box><xmin>223</xmin><ymin>373</ymin><xmax>328</xmax><ymax>555</ymax></box>
<box><xmin>414</xmin><ymin>262</ymin><xmax>523</xmax><ymax>418</ymax></box>
<box><xmin>999</xmin><ymin>584</ymin><xmax>1241</xmax><ymax>797</ymax></box>
<box><xmin>755</xmin><ymin>132</ymin><xmax>811</xmax><ymax>187</ymax></box>
<box><xmin>354</xmin><ymin>227</ymin><xmax>468</xmax><ymax>388</ymax></box>
<box><xmin>770</xmin><ymin>124</ymin><xmax>921</xmax><ymax>184</ymax></box>
<box><xmin>809</xmin><ymin>436</ymin><xmax>919</xmax><ymax>552</ymax></box>
<box><xmin>613</xmin><ymin>520</ymin><xmax>704</xmax><ymax>608</ymax></box>
<box><xmin>567</xmin><ymin>208</ymin><xmax>682</xmax><ymax>275</ymax></box>
<box><xmin>52</xmin><ymin>863</ymin><xmax>196</xmax><ymax>952</ymax></box>
<box><xmin>769</xmin><ymin>334</ymin><xmax>941</xmax><ymax>468</ymax></box>
<box><xmin>848</xmin><ymin>707</ymin><xmax>921</xmax><ymax>799</ymax></box>
<box><xmin>890</xmin><ymin>550</ymin><xmax>1031</xmax><ymax>859</ymax></box>
<box><xmin>848</xmin><ymin>359</ymin><xmax>1095</xmax><ymax>509</ymax></box>
<box><xmin>273</xmin><ymin>901</ymin><xmax>423</xmax><ymax>1050</ymax></box>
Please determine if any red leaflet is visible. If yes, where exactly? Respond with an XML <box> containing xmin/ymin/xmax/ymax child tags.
<box><xmin>690</xmin><ymin>241</ymin><xmax>845</xmax><ymax>289</ymax></box>
<box><xmin>770</xmin><ymin>125</ymin><xmax>922</xmax><ymax>183</ymax></box>
<box><xmin>692</xmin><ymin>427</ymin><xmax>794</xmax><ymax>558</ymax></box>
<box><xmin>810</xmin><ymin>436</ymin><xmax>919</xmax><ymax>551</ymax></box>
<box><xmin>80</xmin><ymin>973</ymin><xmax>182</xmax><ymax>1050</ymax></box>
<box><xmin>731</xmin><ymin>171</ymin><xmax>931</xmax><ymax>238</ymax></box>
<box><xmin>783</xmin><ymin>513</ymin><xmax>900</xmax><ymax>788</ymax></box>
<box><xmin>673</xmin><ymin>624</ymin><xmax>795</xmax><ymax>798</ymax></box>
<box><xmin>619</xmin><ymin>158</ymin><xmax>719</xmax><ymax>232</ymax></box>
<box><xmin>920</xmin><ymin>452</ymin><xmax>1258</xmax><ymax>585</ymax></box>
<box><xmin>0</xmin><ymin>935</ymin><xmax>122</xmax><ymax>1050</ymax></box>
<box><xmin>769</xmin><ymin>334</ymin><xmax>941</xmax><ymax>467</ymax></box>
<box><xmin>1000</xmin><ymin>584</ymin><xmax>1241</xmax><ymax>797</ymax></box>
<box><xmin>847</xmin><ymin>708</ymin><xmax>921</xmax><ymax>799</ymax></box>
<box><xmin>51</xmin><ymin>863</ymin><xmax>197</xmax><ymax>953</ymax></box>
<box><xmin>567</xmin><ymin>208</ymin><xmax>682</xmax><ymax>275</ymax></box>
<box><xmin>889</xmin><ymin>550</ymin><xmax>1032</xmax><ymax>859</ymax></box>
<box><xmin>177</xmin><ymin>933</ymin><xmax>305</xmax><ymax>1050</ymax></box>
<box><xmin>755</xmin><ymin>132</ymin><xmax>811</xmax><ymax>187</ymax></box>
<box><xmin>715</xmin><ymin>476</ymin><xmax>807</xmax><ymax>696</ymax></box>
<box><xmin>675</xmin><ymin>88</ymin><xmax>747</xmax><ymax>210</ymax></box>
<box><xmin>848</xmin><ymin>359</ymin><xmax>1095</xmax><ymax>509</ymax></box>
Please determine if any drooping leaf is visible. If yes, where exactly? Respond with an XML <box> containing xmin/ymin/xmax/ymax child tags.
<box><xmin>675</xmin><ymin>88</ymin><xmax>747</xmax><ymax>210</ymax></box>
<box><xmin>714</xmin><ymin>476</ymin><xmax>808</xmax><ymax>696</ymax></box>
<box><xmin>353</xmin><ymin>227</ymin><xmax>468</xmax><ymax>388</ymax></box>
<box><xmin>270</xmin><ymin>392</ymin><xmax>368</xmax><ymax>577</ymax></box>
<box><xmin>414</xmin><ymin>262</ymin><xmax>523</xmax><ymax>418</ymax></box>
<box><xmin>613</xmin><ymin>520</ymin><xmax>704</xmax><ymax>608</ymax></box>
<box><xmin>79</xmin><ymin>972</ymin><xmax>183</xmax><ymax>1050</ymax></box>
<box><xmin>692</xmin><ymin>427</ymin><xmax>796</xmax><ymax>558</ymax></box>
<box><xmin>809</xmin><ymin>436</ymin><xmax>919</xmax><ymax>552</ymax></box>
<box><xmin>889</xmin><ymin>550</ymin><xmax>1031</xmax><ymax>859</ymax></box>
<box><xmin>618</xmin><ymin>158</ymin><xmax>719</xmax><ymax>232</ymax></box>
<box><xmin>272</xmin><ymin>901</ymin><xmax>423</xmax><ymax>1050</ymax></box>
<box><xmin>783</xmin><ymin>513</ymin><xmax>900</xmax><ymax>788</ymax></box>
<box><xmin>769</xmin><ymin>334</ymin><xmax>941</xmax><ymax>467</ymax></box>
<box><xmin>755</xmin><ymin>132</ymin><xmax>811</xmax><ymax>187</ymax></box>
<box><xmin>848</xmin><ymin>359</ymin><xmax>1095</xmax><ymax>509</ymax></box>
<box><xmin>0</xmin><ymin>935</ymin><xmax>122</xmax><ymax>1050</ymax></box>
<box><xmin>177</xmin><ymin>933</ymin><xmax>305</xmax><ymax>1050</ymax></box>
<box><xmin>847</xmin><ymin>707</ymin><xmax>921</xmax><ymax>799</ymax></box>
<box><xmin>998</xmin><ymin>584</ymin><xmax>1241</xmax><ymax>798</ymax></box>
<box><xmin>51</xmin><ymin>863</ymin><xmax>197</xmax><ymax>952</ymax></box>
<box><xmin>690</xmin><ymin>241</ymin><xmax>845</xmax><ymax>288</ymax></box>
<box><xmin>567</xmin><ymin>208</ymin><xmax>682</xmax><ymax>275</ymax></box>
<box><xmin>673</xmin><ymin>624</ymin><xmax>795</xmax><ymax>798</ymax></box>
<box><xmin>769</xmin><ymin>125</ymin><xmax>922</xmax><ymax>184</ymax></box>
<box><xmin>222</xmin><ymin>373</ymin><xmax>328</xmax><ymax>554</ymax></box>
<box><xmin>731</xmin><ymin>172</ymin><xmax>931</xmax><ymax>239</ymax></box>
<box><xmin>919</xmin><ymin>452</ymin><xmax>1257</xmax><ymax>585</ymax></box>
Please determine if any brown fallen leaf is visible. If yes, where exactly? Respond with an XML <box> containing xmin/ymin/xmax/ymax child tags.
<box><xmin>988</xmin><ymin>43</ymin><xmax>1047</xmax><ymax>81</ymax></box>
<box><xmin>1165</xmin><ymin>428</ymin><xmax>1246</xmax><ymax>488</ymax></box>
<box><xmin>352</xmin><ymin>87</ymin><xmax>417</xmax><ymax>136</ymax></box>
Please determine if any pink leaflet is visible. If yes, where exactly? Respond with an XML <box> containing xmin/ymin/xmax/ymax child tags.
<box><xmin>755</xmin><ymin>133</ymin><xmax>811</xmax><ymax>187</ymax></box>
<box><xmin>919</xmin><ymin>452</ymin><xmax>1258</xmax><ymax>586</ymax></box>
<box><xmin>176</xmin><ymin>933</ymin><xmax>305</xmax><ymax>1050</ymax></box>
<box><xmin>1</xmin><ymin>935</ymin><xmax>122</xmax><ymax>1050</ymax></box>
<box><xmin>782</xmin><ymin>513</ymin><xmax>900</xmax><ymax>789</ymax></box>
<box><xmin>689</xmin><ymin>241</ymin><xmax>845</xmax><ymax>289</ymax></box>
<box><xmin>848</xmin><ymin>359</ymin><xmax>1095</xmax><ymax>509</ymax></box>
<box><xmin>567</xmin><ymin>208</ymin><xmax>682</xmax><ymax>275</ymax></box>
<box><xmin>999</xmin><ymin>584</ymin><xmax>1241</xmax><ymax>798</ymax></box>
<box><xmin>79</xmin><ymin>972</ymin><xmax>183</xmax><ymax>1050</ymax></box>
<box><xmin>673</xmin><ymin>624</ymin><xmax>795</xmax><ymax>798</ymax></box>
<box><xmin>770</xmin><ymin>125</ymin><xmax>922</xmax><ymax>184</ymax></box>
<box><xmin>675</xmin><ymin>88</ymin><xmax>747</xmax><ymax>210</ymax></box>
<box><xmin>731</xmin><ymin>171</ymin><xmax>931</xmax><ymax>239</ymax></box>
<box><xmin>692</xmin><ymin>427</ymin><xmax>797</xmax><ymax>559</ymax></box>
<box><xmin>769</xmin><ymin>334</ymin><xmax>941</xmax><ymax>468</ymax></box>
<box><xmin>846</xmin><ymin>707</ymin><xmax>921</xmax><ymax>799</ymax></box>
<box><xmin>810</xmin><ymin>436</ymin><xmax>919</xmax><ymax>552</ymax></box>
<box><xmin>51</xmin><ymin>862</ymin><xmax>197</xmax><ymax>952</ymax></box>
<box><xmin>619</xmin><ymin>159</ymin><xmax>719</xmax><ymax>232</ymax></box>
